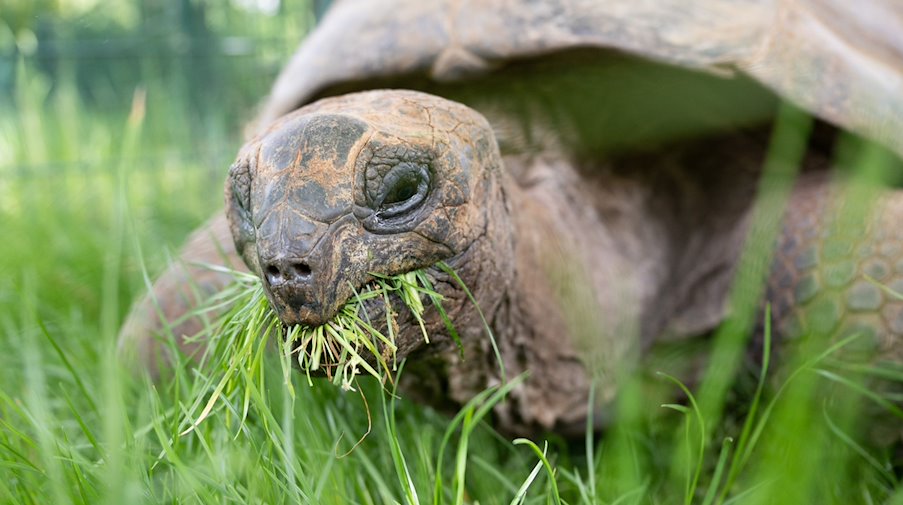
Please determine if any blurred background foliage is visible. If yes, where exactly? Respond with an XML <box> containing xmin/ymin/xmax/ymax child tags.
<box><xmin>0</xmin><ymin>0</ymin><xmax>329</xmax><ymax>322</ymax></box>
<box><xmin>1</xmin><ymin>0</ymin><xmax>325</xmax><ymax>135</ymax></box>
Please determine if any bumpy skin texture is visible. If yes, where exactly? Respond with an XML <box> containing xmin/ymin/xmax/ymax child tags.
<box><xmin>767</xmin><ymin>175</ymin><xmax>903</xmax><ymax>357</ymax></box>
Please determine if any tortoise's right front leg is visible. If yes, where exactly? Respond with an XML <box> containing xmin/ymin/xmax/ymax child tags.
<box><xmin>118</xmin><ymin>212</ymin><xmax>249</xmax><ymax>376</ymax></box>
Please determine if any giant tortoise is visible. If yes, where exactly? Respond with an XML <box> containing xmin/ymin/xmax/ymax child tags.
<box><xmin>120</xmin><ymin>0</ymin><xmax>903</xmax><ymax>434</ymax></box>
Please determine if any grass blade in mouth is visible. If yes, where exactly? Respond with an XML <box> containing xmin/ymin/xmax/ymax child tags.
<box><xmin>180</xmin><ymin>266</ymin><xmax>448</xmax><ymax>435</ymax></box>
<box><xmin>289</xmin><ymin>269</ymin><xmax>442</xmax><ymax>390</ymax></box>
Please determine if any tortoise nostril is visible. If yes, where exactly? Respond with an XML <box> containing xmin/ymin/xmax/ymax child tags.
<box><xmin>291</xmin><ymin>262</ymin><xmax>312</xmax><ymax>278</ymax></box>
<box><xmin>265</xmin><ymin>264</ymin><xmax>283</xmax><ymax>286</ymax></box>
<box><xmin>263</xmin><ymin>259</ymin><xmax>312</xmax><ymax>286</ymax></box>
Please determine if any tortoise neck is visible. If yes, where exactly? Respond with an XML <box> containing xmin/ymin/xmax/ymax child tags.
<box><xmin>440</xmin><ymin>154</ymin><xmax>657</xmax><ymax>433</ymax></box>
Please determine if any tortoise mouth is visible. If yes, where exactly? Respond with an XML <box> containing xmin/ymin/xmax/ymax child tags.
<box><xmin>279</xmin><ymin>270</ymin><xmax>436</xmax><ymax>377</ymax></box>
<box><xmin>263</xmin><ymin>280</ymin><xmax>329</xmax><ymax>328</ymax></box>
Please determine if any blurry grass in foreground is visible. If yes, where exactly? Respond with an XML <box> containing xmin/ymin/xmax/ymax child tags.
<box><xmin>3</xmin><ymin>62</ymin><xmax>903</xmax><ymax>503</ymax></box>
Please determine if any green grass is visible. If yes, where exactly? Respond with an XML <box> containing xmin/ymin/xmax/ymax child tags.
<box><xmin>4</xmin><ymin>54</ymin><xmax>903</xmax><ymax>504</ymax></box>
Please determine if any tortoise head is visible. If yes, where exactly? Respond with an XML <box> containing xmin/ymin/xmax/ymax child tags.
<box><xmin>225</xmin><ymin>90</ymin><xmax>504</xmax><ymax>332</ymax></box>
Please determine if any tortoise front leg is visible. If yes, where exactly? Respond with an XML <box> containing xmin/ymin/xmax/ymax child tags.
<box><xmin>118</xmin><ymin>212</ymin><xmax>248</xmax><ymax>376</ymax></box>
<box><xmin>768</xmin><ymin>174</ymin><xmax>903</xmax><ymax>354</ymax></box>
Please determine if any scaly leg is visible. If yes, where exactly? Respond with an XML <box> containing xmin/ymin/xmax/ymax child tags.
<box><xmin>768</xmin><ymin>173</ymin><xmax>903</xmax><ymax>357</ymax></box>
<box><xmin>117</xmin><ymin>212</ymin><xmax>247</xmax><ymax>375</ymax></box>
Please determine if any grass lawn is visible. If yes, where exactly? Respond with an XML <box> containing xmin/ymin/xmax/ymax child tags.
<box><xmin>3</xmin><ymin>35</ymin><xmax>903</xmax><ymax>505</ymax></box>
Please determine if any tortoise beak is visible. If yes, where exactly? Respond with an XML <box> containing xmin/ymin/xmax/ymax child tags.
<box><xmin>255</xmin><ymin>211</ymin><xmax>369</xmax><ymax>328</ymax></box>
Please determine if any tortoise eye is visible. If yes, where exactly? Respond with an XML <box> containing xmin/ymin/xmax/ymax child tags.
<box><xmin>383</xmin><ymin>175</ymin><xmax>420</xmax><ymax>205</ymax></box>
<box><xmin>376</xmin><ymin>161</ymin><xmax>430</xmax><ymax>218</ymax></box>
